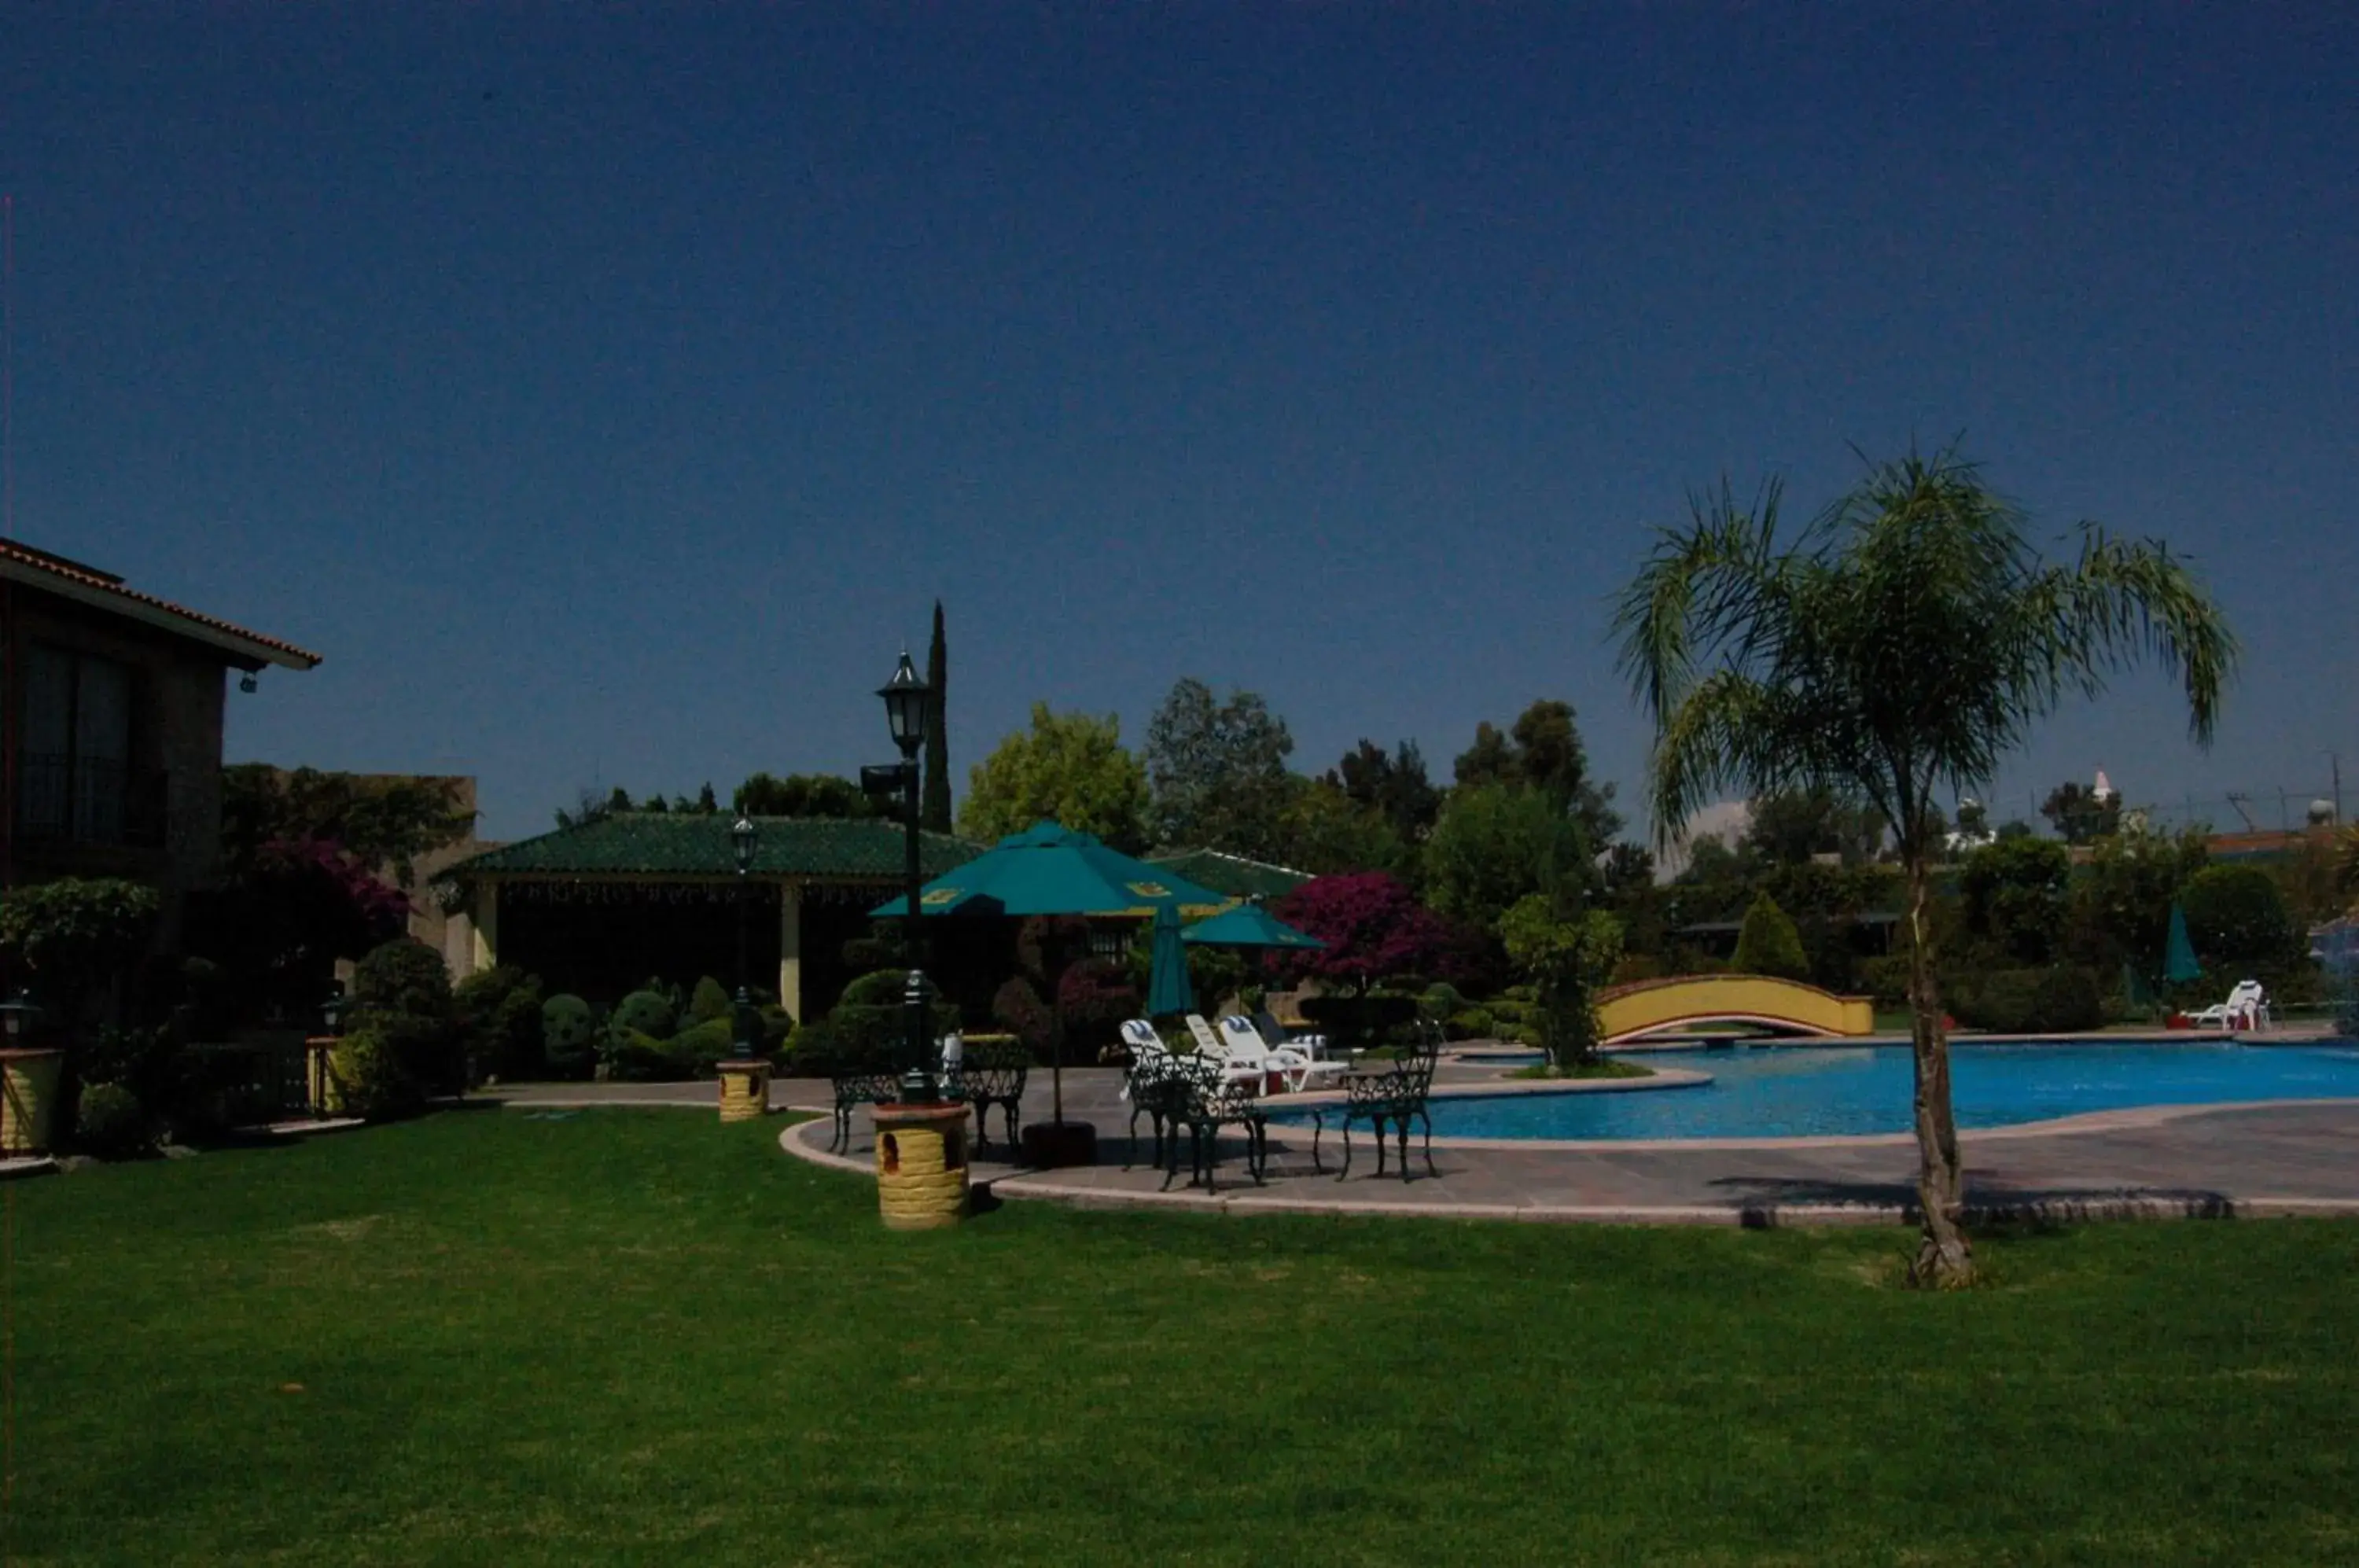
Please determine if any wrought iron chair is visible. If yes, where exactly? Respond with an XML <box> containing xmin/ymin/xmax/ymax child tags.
<box><xmin>1333</xmin><ymin>1026</ymin><xmax>1441</xmax><ymax>1182</ymax></box>
<box><xmin>957</xmin><ymin>1036</ymin><xmax>1030</xmax><ymax>1152</ymax></box>
<box><xmin>1164</xmin><ymin>1055</ymin><xmax>1270</xmax><ymax>1194</ymax></box>
<box><xmin>1121</xmin><ymin>1043</ymin><xmax>1187</xmax><ymax>1170</ymax></box>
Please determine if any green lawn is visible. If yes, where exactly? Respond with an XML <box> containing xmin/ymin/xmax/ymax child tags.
<box><xmin>13</xmin><ymin>1110</ymin><xmax>2358</xmax><ymax>1566</ymax></box>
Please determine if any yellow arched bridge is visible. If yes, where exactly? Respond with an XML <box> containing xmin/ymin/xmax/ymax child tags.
<box><xmin>1596</xmin><ymin>974</ymin><xmax>1875</xmax><ymax>1046</ymax></box>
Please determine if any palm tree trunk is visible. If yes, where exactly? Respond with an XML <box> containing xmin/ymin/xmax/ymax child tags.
<box><xmin>1904</xmin><ymin>853</ymin><xmax>1975</xmax><ymax>1287</ymax></box>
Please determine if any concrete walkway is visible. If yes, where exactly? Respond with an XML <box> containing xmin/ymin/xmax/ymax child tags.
<box><xmin>493</xmin><ymin>1061</ymin><xmax>2359</xmax><ymax>1227</ymax></box>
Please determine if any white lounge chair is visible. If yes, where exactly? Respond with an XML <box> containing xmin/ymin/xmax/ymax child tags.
<box><xmin>2190</xmin><ymin>980</ymin><xmax>2270</xmax><ymax>1032</ymax></box>
<box><xmin>1182</xmin><ymin>1014</ymin><xmax>1269</xmax><ymax>1091</ymax></box>
<box><xmin>1219</xmin><ymin>1014</ymin><xmax>1347</xmax><ymax>1094</ymax></box>
<box><xmin>1251</xmin><ymin>1009</ymin><xmax>1333</xmax><ymax>1062</ymax></box>
<box><xmin>1120</xmin><ymin>1018</ymin><xmax>1167</xmax><ymax>1059</ymax></box>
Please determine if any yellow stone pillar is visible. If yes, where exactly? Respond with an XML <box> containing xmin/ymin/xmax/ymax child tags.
<box><xmin>0</xmin><ymin>1047</ymin><xmax>64</xmax><ymax>1156</ymax></box>
<box><xmin>469</xmin><ymin>881</ymin><xmax>500</xmax><ymax>973</ymax></box>
<box><xmin>873</xmin><ymin>1101</ymin><xmax>970</xmax><ymax>1230</ymax></box>
<box><xmin>776</xmin><ymin>885</ymin><xmax>802</xmax><ymax>1023</ymax></box>
<box><xmin>304</xmin><ymin>1037</ymin><xmax>345</xmax><ymax>1117</ymax></box>
<box><xmin>716</xmin><ymin>1058</ymin><xmax>771</xmax><ymax>1123</ymax></box>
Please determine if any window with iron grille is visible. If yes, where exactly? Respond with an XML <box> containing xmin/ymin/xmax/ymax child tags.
<box><xmin>18</xmin><ymin>645</ymin><xmax>167</xmax><ymax>848</ymax></box>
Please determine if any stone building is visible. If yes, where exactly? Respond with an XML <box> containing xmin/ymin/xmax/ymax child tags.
<box><xmin>1</xmin><ymin>536</ymin><xmax>320</xmax><ymax>939</ymax></box>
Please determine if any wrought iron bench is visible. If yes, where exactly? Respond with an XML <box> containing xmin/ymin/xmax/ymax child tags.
<box><xmin>1163</xmin><ymin>1055</ymin><xmax>1270</xmax><ymax>1193</ymax></box>
<box><xmin>946</xmin><ymin>1036</ymin><xmax>1029</xmax><ymax>1152</ymax></box>
<box><xmin>827</xmin><ymin>1070</ymin><xmax>902</xmax><ymax>1153</ymax></box>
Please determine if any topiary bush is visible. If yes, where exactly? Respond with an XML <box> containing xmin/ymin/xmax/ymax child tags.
<box><xmin>328</xmin><ymin>1028</ymin><xmax>416</xmax><ymax>1117</ymax></box>
<box><xmin>1732</xmin><ymin>892</ymin><xmax>1810</xmax><ymax>981</ymax></box>
<box><xmin>1448</xmin><ymin>1007</ymin><xmax>1496</xmax><ymax>1041</ymax></box>
<box><xmin>344</xmin><ymin>939</ymin><xmax>462</xmax><ymax>1110</ymax></box>
<box><xmin>75</xmin><ymin>1080</ymin><xmax>154</xmax><ymax>1159</ymax></box>
<box><xmin>610</xmin><ymin>988</ymin><xmax>678</xmax><ymax>1041</ymax></box>
<box><xmin>1420</xmin><ymin>982</ymin><xmax>1467</xmax><ymax>1020</ymax></box>
<box><xmin>690</xmin><ymin>975</ymin><xmax>731</xmax><ymax>1025</ymax></box>
<box><xmin>827</xmin><ymin>970</ymin><xmax>959</xmax><ymax>1070</ymax></box>
<box><xmin>540</xmin><ymin>994</ymin><xmax>598</xmax><ymax>1079</ymax></box>
<box><xmin>453</xmin><ymin>966</ymin><xmax>545</xmax><ymax>1083</ymax></box>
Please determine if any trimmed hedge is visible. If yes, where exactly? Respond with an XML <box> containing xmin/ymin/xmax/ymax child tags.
<box><xmin>1953</xmin><ymin>966</ymin><xmax>2103</xmax><ymax>1035</ymax></box>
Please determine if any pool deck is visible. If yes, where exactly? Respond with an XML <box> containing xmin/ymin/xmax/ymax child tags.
<box><xmin>495</xmin><ymin>1048</ymin><xmax>2359</xmax><ymax>1227</ymax></box>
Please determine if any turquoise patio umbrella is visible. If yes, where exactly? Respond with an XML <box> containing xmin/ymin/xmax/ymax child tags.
<box><xmin>1180</xmin><ymin>902</ymin><xmax>1325</xmax><ymax>951</ymax></box>
<box><xmin>2163</xmin><ymin>902</ymin><xmax>2203</xmax><ymax>984</ymax></box>
<box><xmin>1145</xmin><ymin>904</ymin><xmax>1195</xmax><ymax>1017</ymax></box>
<box><xmin>870</xmin><ymin>821</ymin><xmax>1229</xmax><ymax>919</ymax></box>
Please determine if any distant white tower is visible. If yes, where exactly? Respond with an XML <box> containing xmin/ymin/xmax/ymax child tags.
<box><xmin>2092</xmin><ymin>769</ymin><xmax>2117</xmax><ymax>804</ymax></box>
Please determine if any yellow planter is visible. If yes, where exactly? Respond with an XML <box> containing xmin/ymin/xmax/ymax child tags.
<box><xmin>715</xmin><ymin>1059</ymin><xmax>771</xmax><ymax>1123</ymax></box>
<box><xmin>874</xmin><ymin>1101</ymin><xmax>970</xmax><ymax>1231</ymax></box>
<box><xmin>1</xmin><ymin>1047</ymin><xmax>64</xmax><ymax>1156</ymax></box>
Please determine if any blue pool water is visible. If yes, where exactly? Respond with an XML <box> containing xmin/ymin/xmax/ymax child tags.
<box><xmin>1288</xmin><ymin>1043</ymin><xmax>2359</xmax><ymax>1141</ymax></box>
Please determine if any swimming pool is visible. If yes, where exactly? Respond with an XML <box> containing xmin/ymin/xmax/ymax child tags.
<box><xmin>1294</xmin><ymin>1043</ymin><xmax>2359</xmax><ymax>1141</ymax></box>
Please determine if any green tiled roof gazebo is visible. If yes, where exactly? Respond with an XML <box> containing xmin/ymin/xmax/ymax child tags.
<box><xmin>444</xmin><ymin>814</ymin><xmax>980</xmax><ymax>1021</ymax></box>
<box><xmin>1144</xmin><ymin>848</ymin><xmax>1312</xmax><ymax>903</ymax></box>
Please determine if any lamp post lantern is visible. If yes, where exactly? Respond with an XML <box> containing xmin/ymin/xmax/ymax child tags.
<box><xmin>875</xmin><ymin>650</ymin><xmax>937</xmax><ymax>1102</ymax></box>
<box><xmin>730</xmin><ymin>814</ymin><xmax>760</xmax><ymax>1058</ymax></box>
<box><xmin>0</xmin><ymin>988</ymin><xmax>41</xmax><ymax>1044</ymax></box>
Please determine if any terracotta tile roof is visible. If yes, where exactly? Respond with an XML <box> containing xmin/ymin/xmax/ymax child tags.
<box><xmin>0</xmin><ymin>536</ymin><xmax>322</xmax><ymax>669</ymax></box>
<box><xmin>448</xmin><ymin>813</ymin><xmax>983</xmax><ymax>881</ymax></box>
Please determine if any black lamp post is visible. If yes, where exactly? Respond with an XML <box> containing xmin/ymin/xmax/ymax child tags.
<box><xmin>0</xmin><ymin>988</ymin><xmax>42</xmax><ymax>1045</ymax></box>
<box><xmin>321</xmin><ymin>985</ymin><xmax>348</xmax><ymax>1038</ymax></box>
<box><xmin>875</xmin><ymin>650</ymin><xmax>936</xmax><ymax>1102</ymax></box>
<box><xmin>731</xmin><ymin>814</ymin><xmax>760</xmax><ymax>1058</ymax></box>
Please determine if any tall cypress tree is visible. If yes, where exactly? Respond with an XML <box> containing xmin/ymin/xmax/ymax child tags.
<box><xmin>922</xmin><ymin>600</ymin><xmax>952</xmax><ymax>831</ymax></box>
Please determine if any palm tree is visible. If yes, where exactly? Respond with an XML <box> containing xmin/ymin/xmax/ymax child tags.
<box><xmin>1613</xmin><ymin>449</ymin><xmax>2235</xmax><ymax>1286</ymax></box>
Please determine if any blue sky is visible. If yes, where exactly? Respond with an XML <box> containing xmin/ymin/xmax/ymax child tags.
<box><xmin>8</xmin><ymin>6</ymin><xmax>2354</xmax><ymax>842</ymax></box>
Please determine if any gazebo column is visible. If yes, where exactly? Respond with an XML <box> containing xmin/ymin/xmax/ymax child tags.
<box><xmin>777</xmin><ymin>885</ymin><xmax>803</xmax><ymax>1021</ymax></box>
<box><xmin>469</xmin><ymin>881</ymin><xmax>500</xmax><ymax>973</ymax></box>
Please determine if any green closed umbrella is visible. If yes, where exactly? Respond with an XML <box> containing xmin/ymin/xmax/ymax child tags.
<box><xmin>1181</xmin><ymin>903</ymin><xmax>1325</xmax><ymax>951</ymax></box>
<box><xmin>1146</xmin><ymin>904</ymin><xmax>1194</xmax><ymax>1018</ymax></box>
<box><xmin>2163</xmin><ymin>903</ymin><xmax>2203</xmax><ymax>983</ymax></box>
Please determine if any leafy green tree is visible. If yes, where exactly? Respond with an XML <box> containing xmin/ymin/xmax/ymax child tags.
<box><xmin>1452</xmin><ymin>700</ymin><xmax>1623</xmax><ymax>850</ymax></box>
<box><xmin>732</xmin><ymin>773</ymin><xmax>878</xmax><ymax>819</ymax></box>
<box><xmin>1960</xmin><ymin>837</ymin><xmax>2073</xmax><ymax>966</ymax></box>
<box><xmin>2067</xmin><ymin>823</ymin><xmax>2210</xmax><ymax>981</ymax></box>
<box><xmin>1744</xmin><ymin>787</ymin><xmax>1884</xmax><ymax>867</ymax></box>
<box><xmin>1730</xmin><ymin>891</ymin><xmax>1809</xmax><ymax>981</ymax></box>
<box><xmin>1498</xmin><ymin>895</ymin><xmax>1625</xmax><ymax>1069</ymax></box>
<box><xmin>1324</xmin><ymin>738</ymin><xmax>1441</xmax><ymax>845</ymax></box>
<box><xmin>1422</xmin><ymin>782</ymin><xmax>1592</xmax><ymax>935</ymax></box>
<box><xmin>1616</xmin><ymin>447</ymin><xmax>2235</xmax><ymax>1286</ymax></box>
<box><xmin>223</xmin><ymin>765</ymin><xmax>476</xmax><ymax>885</ymax></box>
<box><xmin>1144</xmin><ymin>679</ymin><xmax>1298</xmax><ymax>858</ymax></box>
<box><xmin>922</xmin><ymin>601</ymin><xmax>953</xmax><ymax>834</ymax></box>
<box><xmin>1283</xmin><ymin>778</ymin><xmax>1408</xmax><ymax>878</ymax></box>
<box><xmin>2041</xmin><ymin>780</ymin><xmax>2122</xmax><ymax>845</ymax></box>
<box><xmin>960</xmin><ymin>705</ymin><xmax>1151</xmax><ymax>852</ymax></box>
<box><xmin>0</xmin><ymin>878</ymin><xmax>163</xmax><ymax>1032</ymax></box>
<box><xmin>2180</xmin><ymin>865</ymin><xmax>2299</xmax><ymax>970</ymax></box>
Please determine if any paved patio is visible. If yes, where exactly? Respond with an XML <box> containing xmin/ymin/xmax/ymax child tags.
<box><xmin>494</xmin><ymin>1061</ymin><xmax>2359</xmax><ymax>1226</ymax></box>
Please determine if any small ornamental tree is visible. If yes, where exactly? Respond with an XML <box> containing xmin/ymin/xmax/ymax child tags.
<box><xmin>1731</xmin><ymin>891</ymin><xmax>1809</xmax><ymax>981</ymax></box>
<box><xmin>0</xmin><ymin>878</ymin><xmax>164</xmax><ymax>1026</ymax></box>
<box><xmin>2180</xmin><ymin>864</ymin><xmax>2299</xmax><ymax>969</ymax></box>
<box><xmin>1273</xmin><ymin>873</ymin><xmax>1448</xmax><ymax>998</ymax></box>
<box><xmin>1498</xmin><ymin>895</ymin><xmax>1625</xmax><ymax>1069</ymax></box>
